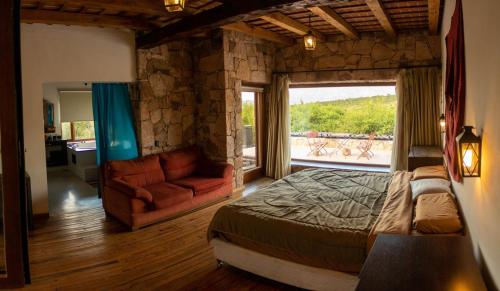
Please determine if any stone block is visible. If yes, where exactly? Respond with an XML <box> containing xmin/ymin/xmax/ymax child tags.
<box><xmin>316</xmin><ymin>55</ymin><xmax>346</xmax><ymax>69</ymax></box>
<box><xmin>371</xmin><ymin>43</ymin><xmax>394</xmax><ymax>61</ymax></box>
<box><xmin>167</xmin><ymin>124</ymin><xmax>183</xmax><ymax>146</ymax></box>
<box><xmin>415</xmin><ymin>41</ymin><xmax>433</xmax><ymax>61</ymax></box>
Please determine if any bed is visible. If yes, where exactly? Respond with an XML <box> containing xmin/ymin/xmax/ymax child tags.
<box><xmin>208</xmin><ymin>168</ymin><xmax>414</xmax><ymax>291</ymax></box>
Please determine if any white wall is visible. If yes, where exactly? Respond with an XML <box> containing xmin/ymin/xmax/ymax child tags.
<box><xmin>21</xmin><ymin>24</ymin><xmax>136</xmax><ymax>214</ymax></box>
<box><xmin>441</xmin><ymin>0</ymin><xmax>500</xmax><ymax>288</ymax></box>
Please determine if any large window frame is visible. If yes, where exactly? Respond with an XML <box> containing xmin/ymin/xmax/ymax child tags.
<box><xmin>288</xmin><ymin>82</ymin><xmax>396</xmax><ymax>168</ymax></box>
<box><xmin>241</xmin><ymin>86</ymin><xmax>266</xmax><ymax>183</ymax></box>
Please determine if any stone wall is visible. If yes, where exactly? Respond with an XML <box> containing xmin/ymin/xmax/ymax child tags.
<box><xmin>131</xmin><ymin>29</ymin><xmax>441</xmax><ymax>190</ymax></box>
<box><xmin>222</xmin><ymin>30</ymin><xmax>276</xmax><ymax>188</ymax></box>
<box><xmin>192</xmin><ymin>31</ymin><xmax>227</xmax><ymax>163</ymax></box>
<box><xmin>135</xmin><ymin>41</ymin><xmax>196</xmax><ymax>156</ymax></box>
<box><xmin>275</xmin><ymin>31</ymin><xmax>441</xmax><ymax>83</ymax></box>
<box><xmin>193</xmin><ymin>30</ymin><xmax>276</xmax><ymax>188</ymax></box>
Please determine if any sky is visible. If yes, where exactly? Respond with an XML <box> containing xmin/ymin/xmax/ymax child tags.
<box><xmin>289</xmin><ymin>85</ymin><xmax>396</xmax><ymax>105</ymax></box>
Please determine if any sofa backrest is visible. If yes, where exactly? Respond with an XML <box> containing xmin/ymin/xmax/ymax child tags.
<box><xmin>159</xmin><ymin>146</ymin><xmax>201</xmax><ymax>181</ymax></box>
<box><xmin>106</xmin><ymin>155</ymin><xmax>165</xmax><ymax>187</ymax></box>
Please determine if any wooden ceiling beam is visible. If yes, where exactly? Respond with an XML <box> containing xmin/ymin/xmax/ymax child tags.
<box><xmin>21</xmin><ymin>9</ymin><xmax>154</xmax><ymax>30</ymax></box>
<box><xmin>222</xmin><ymin>22</ymin><xmax>295</xmax><ymax>45</ymax></box>
<box><xmin>428</xmin><ymin>0</ymin><xmax>441</xmax><ymax>35</ymax></box>
<box><xmin>21</xmin><ymin>0</ymin><xmax>171</xmax><ymax>16</ymax></box>
<box><xmin>308</xmin><ymin>6</ymin><xmax>359</xmax><ymax>39</ymax></box>
<box><xmin>260</xmin><ymin>12</ymin><xmax>325</xmax><ymax>41</ymax></box>
<box><xmin>136</xmin><ymin>0</ymin><xmax>335</xmax><ymax>48</ymax></box>
<box><xmin>365</xmin><ymin>0</ymin><xmax>396</xmax><ymax>37</ymax></box>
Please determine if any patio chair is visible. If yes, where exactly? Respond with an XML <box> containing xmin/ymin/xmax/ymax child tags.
<box><xmin>305</xmin><ymin>131</ymin><xmax>328</xmax><ymax>156</ymax></box>
<box><xmin>357</xmin><ymin>133</ymin><xmax>376</xmax><ymax>160</ymax></box>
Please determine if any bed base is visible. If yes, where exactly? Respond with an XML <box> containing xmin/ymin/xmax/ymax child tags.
<box><xmin>210</xmin><ymin>239</ymin><xmax>359</xmax><ymax>291</ymax></box>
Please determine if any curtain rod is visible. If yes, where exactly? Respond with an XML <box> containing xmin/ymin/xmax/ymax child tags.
<box><xmin>274</xmin><ymin>64</ymin><xmax>441</xmax><ymax>74</ymax></box>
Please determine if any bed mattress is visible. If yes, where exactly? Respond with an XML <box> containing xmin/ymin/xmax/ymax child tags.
<box><xmin>208</xmin><ymin>168</ymin><xmax>394</xmax><ymax>272</ymax></box>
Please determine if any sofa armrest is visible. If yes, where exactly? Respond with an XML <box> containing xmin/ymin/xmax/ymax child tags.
<box><xmin>107</xmin><ymin>178</ymin><xmax>153</xmax><ymax>203</ymax></box>
<box><xmin>197</xmin><ymin>160</ymin><xmax>233</xmax><ymax>179</ymax></box>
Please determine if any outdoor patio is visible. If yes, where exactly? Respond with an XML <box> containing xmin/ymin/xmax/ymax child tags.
<box><xmin>243</xmin><ymin>135</ymin><xmax>393</xmax><ymax>168</ymax></box>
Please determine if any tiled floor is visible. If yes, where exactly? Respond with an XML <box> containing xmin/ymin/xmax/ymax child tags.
<box><xmin>47</xmin><ymin>168</ymin><xmax>100</xmax><ymax>215</ymax></box>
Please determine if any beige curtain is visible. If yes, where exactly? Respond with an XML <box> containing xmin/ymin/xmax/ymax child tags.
<box><xmin>392</xmin><ymin>68</ymin><xmax>441</xmax><ymax>171</ymax></box>
<box><xmin>266</xmin><ymin>74</ymin><xmax>291</xmax><ymax>179</ymax></box>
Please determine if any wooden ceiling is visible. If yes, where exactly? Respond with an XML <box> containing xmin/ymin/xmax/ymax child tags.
<box><xmin>20</xmin><ymin>0</ymin><xmax>224</xmax><ymax>30</ymax></box>
<box><xmin>20</xmin><ymin>0</ymin><xmax>443</xmax><ymax>48</ymax></box>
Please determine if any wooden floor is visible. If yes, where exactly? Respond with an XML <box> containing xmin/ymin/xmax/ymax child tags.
<box><xmin>25</xmin><ymin>178</ymin><xmax>302</xmax><ymax>290</ymax></box>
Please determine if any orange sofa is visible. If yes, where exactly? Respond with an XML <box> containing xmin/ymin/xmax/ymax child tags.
<box><xmin>102</xmin><ymin>146</ymin><xmax>233</xmax><ymax>230</ymax></box>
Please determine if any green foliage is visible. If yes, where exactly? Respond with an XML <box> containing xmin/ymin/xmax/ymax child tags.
<box><xmin>73</xmin><ymin>121</ymin><xmax>95</xmax><ymax>140</ymax></box>
<box><xmin>291</xmin><ymin>95</ymin><xmax>396</xmax><ymax>135</ymax></box>
<box><xmin>242</xmin><ymin>101</ymin><xmax>255</xmax><ymax>126</ymax></box>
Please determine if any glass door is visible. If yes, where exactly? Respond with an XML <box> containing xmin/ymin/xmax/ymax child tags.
<box><xmin>241</xmin><ymin>87</ymin><xmax>265</xmax><ymax>182</ymax></box>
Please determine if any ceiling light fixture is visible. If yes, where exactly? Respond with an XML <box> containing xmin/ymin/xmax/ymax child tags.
<box><xmin>304</xmin><ymin>13</ymin><xmax>317</xmax><ymax>50</ymax></box>
<box><xmin>164</xmin><ymin>0</ymin><xmax>185</xmax><ymax>12</ymax></box>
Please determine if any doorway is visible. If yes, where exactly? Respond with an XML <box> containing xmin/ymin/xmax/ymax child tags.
<box><xmin>43</xmin><ymin>82</ymin><xmax>100</xmax><ymax>215</ymax></box>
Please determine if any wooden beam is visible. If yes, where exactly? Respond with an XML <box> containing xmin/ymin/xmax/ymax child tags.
<box><xmin>21</xmin><ymin>9</ymin><xmax>154</xmax><ymax>30</ymax></box>
<box><xmin>136</xmin><ymin>0</ymin><xmax>335</xmax><ymax>48</ymax></box>
<box><xmin>308</xmin><ymin>6</ymin><xmax>359</xmax><ymax>39</ymax></box>
<box><xmin>260</xmin><ymin>12</ymin><xmax>325</xmax><ymax>41</ymax></box>
<box><xmin>21</xmin><ymin>0</ymin><xmax>170</xmax><ymax>16</ymax></box>
<box><xmin>222</xmin><ymin>22</ymin><xmax>294</xmax><ymax>45</ymax></box>
<box><xmin>428</xmin><ymin>0</ymin><xmax>441</xmax><ymax>35</ymax></box>
<box><xmin>365</xmin><ymin>0</ymin><xmax>396</xmax><ymax>37</ymax></box>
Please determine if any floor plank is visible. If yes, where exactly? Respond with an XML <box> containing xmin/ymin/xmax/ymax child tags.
<box><xmin>24</xmin><ymin>178</ymin><xmax>296</xmax><ymax>290</ymax></box>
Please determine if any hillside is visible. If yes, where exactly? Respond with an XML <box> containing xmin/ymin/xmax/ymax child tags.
<box><xmin>290</xmin><ymin>95</ymin><xmax>396</xmax><ymax>135</ymax></box>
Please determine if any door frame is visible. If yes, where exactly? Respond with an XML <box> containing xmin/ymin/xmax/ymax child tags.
<box><xmin>0</xmin><ymin>0</ymin><xmax>30</xmax><ymax>287</ymax></box>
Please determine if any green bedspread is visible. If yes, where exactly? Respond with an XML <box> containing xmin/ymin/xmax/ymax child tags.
<box><xmin>208</xmin><ymin>168</ymin><xmax>393</xmax><ymax>272</ymax></box>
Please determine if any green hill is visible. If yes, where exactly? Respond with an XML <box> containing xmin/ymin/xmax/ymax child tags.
<box><xmin>290</xmin><ymin>95</ymin><xmax>396</xmax><ymax>135</ymax></box>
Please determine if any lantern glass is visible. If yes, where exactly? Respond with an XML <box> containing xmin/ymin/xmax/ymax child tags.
<box><xmin>439</xmin><ymin>114</ymin><xmax>446</xmax><ymax>132</ymax></box>
<box><xmin>164</xmin><ymin>0</ymin><xmax>185</xmax><ymax>12</ymax></box>
<box><xmin>456</xmin><ymin>126</ymin><xmax>481</xmax><ymax>177</ymax></box>
<box><xmin>304</xmin><ymin>32</ymin><xmax>317</xmax><ymax>50</ymax></box>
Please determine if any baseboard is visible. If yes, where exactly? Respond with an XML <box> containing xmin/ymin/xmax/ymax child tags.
<box><xmin>232</xmin><ymin>186</ymin><xmax>245</xmax><ymax>197</ymax></box>
<box><xmin>33</xmin><ymin>213</ymin><xmax>49</xmax><ymax>221</ymax></box>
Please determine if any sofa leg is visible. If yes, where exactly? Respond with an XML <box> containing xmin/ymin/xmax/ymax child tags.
<box><xmin>216</xmin><ymin>259</ymin><xmax>224</xmax><ymax>269</ymax></box>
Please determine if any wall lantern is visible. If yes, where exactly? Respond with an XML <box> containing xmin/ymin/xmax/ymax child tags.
<box><xmin>439</xmin><ymin>113</ymin><xmax>446</xmax><ymax>132</ymax></box>
<box><xmin>456</xmin><ymin>126</ymin><xmax>482</xmax><ymax>178</ymax></box>
<box><xmin>304</xmin><ymin>14</ymin><xmax>317</xmax><ymax>50</ymax></box>
<box><xmin>164</xmin><ymin>0</ymin><xmax>185</xmax><ymax>12</ymax></box>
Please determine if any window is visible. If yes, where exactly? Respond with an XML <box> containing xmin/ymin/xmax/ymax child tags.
<box><xmin>241</xmin><ymin>89</ymin><xmax>263</xmax><ymax>173</ymax></box>
<box><xmin>61</xmin><ymin>121</ymin><xmax>95</xmax><ymax>141</ymax></box>
<box><xmin>289</xmin><ymin>85</ymin><xmax>396</xmax><ymax>166</ymax></box>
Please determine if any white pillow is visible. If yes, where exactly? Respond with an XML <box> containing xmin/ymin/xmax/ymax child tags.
<box><xmin>410</xmin><ymin>178</ymin><xmax>453</xmax><ymax>201</ymax></box>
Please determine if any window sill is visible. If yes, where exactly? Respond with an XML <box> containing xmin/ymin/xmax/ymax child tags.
<box><xmin>291</xmin><ymin>160</ymin><xmax>390</xmax><ymax>173</ymax></box>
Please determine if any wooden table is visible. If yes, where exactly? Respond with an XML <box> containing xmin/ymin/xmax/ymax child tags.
<box><xmin>356</xmin><ymin>234</ymin><xmax>486</xmax><ymax>291</ymax></box>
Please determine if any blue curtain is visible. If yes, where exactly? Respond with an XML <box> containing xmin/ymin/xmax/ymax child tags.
<box><xmin>92</xmin><ymin>83</ymin><xmax>138</xmax><ymax>166</ymax></box>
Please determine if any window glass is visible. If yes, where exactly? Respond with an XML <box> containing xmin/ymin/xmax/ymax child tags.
<box><xmin>242</xmin><ymin>92</ymin><xmax>257</xmax><ymax>171</ymax></box>
<box><xmin>73</xmin><ymin>121</ymin><xmax>95</xmax><ymax>140</ymax></box>
<box><xmin>289</xmin><ymin>85</ymin><xmax>396</xmax><ymax>166</ymax></box>
<box><xmin>61</xmin><ymin>122</ymin><xmax>72</xmax><ymax>140</ymax></box>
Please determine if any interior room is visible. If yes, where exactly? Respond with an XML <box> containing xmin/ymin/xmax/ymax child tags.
<box><xmin>43</xmin><ymin>82</ymin><xmax>101</xmax><ymax>214</ymax></box>
<box><xmin>0</xmin><ymin>0</ymin><xmax>498</xmax><ymax>290</ymax></box>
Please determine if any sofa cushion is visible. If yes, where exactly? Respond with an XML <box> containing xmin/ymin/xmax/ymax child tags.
<box><xmin>160</xmin><ymin>146</ymin><xmax>201</xmax><ymax>181</ymax></box>
<box><xmin>172</xmin><ymin>176</ymin><xmax>226</xmax><ymax>196</ymax></box>
<box><xmin>143</xmin><ymin>182</ymin><xmax>193</xmax><ymax>209</ymax></box>
<box><xmin>107</xmin><ymin>155</ymin><xmax>165</xmax><ymax>187</ymax></box>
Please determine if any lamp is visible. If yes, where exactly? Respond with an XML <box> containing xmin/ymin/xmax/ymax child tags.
<box><xmin>304</xmin><ymin>14</ymin><xmax>317</xmax><ymax>50</ymax></box>
<box><xmin>439</xmin><ymin>113</ymin><xmax>446</xmax><ymax>132</ymax></box>
<box><xmin>164</xmin><ymin>0</ymin><xmax>185</xmax><ymax>12</ymax></box>
<box><xmin>456</xmin><ymin>126</ymin><xmax>481</xmax><ymax>177</ymax></box>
